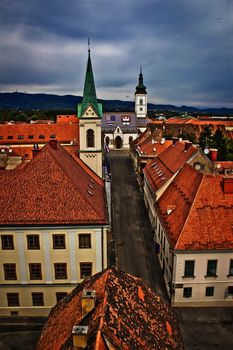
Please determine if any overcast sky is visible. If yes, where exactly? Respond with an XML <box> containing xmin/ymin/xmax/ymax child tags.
<box><xmin>0</xmin><ymin>0</ymin><xmax>232</xmax><ymax>107</ymax></box>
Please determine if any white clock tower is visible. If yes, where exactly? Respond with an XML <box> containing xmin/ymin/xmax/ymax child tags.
<box><xmin>135</xmin><ymin>66</ymin><xmax>147</xmax><ymax>119</ymax></box>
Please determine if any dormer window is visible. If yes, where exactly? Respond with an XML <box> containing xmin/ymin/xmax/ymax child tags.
<box><xmin>39</xmin><ymin>135</ymin><xmax>45</xmax><ymax>139</ymax></box>
<box><xmin>18</xmin><ymin>135</ymin><xmax>24</xmax><ymax>139</ymax></box>
<box><xmin>7</xmin><ymin>136</ymin><xmax>13</xmax><ymax>140</ymax></box>
<box><xmin>28</xmin><ymin>135</ymin><xmax>34</xmax><ymax>139</ymax></box>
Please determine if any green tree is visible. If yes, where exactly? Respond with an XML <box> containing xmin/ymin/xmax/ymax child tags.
<box><xmin>198</xmin><ymin>125</ymin><xmax>214</xmax><ymax>150</ymax></box>
<box><xmin>213</xmin><ymin>128</ymin><xmax>227</xmax><ymax>160</ymax></box>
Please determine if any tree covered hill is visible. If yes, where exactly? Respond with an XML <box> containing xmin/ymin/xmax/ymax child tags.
<box><xmin>0</xmin><ymin>92</ymin><xmax>233</xmax><ymax>114</ymax></box>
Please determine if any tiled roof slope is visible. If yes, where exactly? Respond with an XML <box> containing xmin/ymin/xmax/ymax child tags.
<box><xmin>37</xmin><ymin>267</ymin><xmax>184</xmax><ymax>350</ymax></box>
<box><xmin>144</xmin><ymin>141</ymin><xmax>198</xmax><ymax>191</ymax></box>
<box><xmin>156</xmin><ymin>164</ymin><xmax>233</xmax><ymax>251</ymax></box>
<box><xmin>0</xmin><ymin>142</ymin><xmax>107</xmax><ymax>225</ymax></box>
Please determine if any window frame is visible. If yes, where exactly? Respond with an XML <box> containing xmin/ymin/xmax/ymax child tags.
<box><xmin>53</xmin><ymin>234</ymin><xmax>66</xmax><ymax>249</ymax></box>
<box><xmin>32</xmin><ymin>292</ymin><xmax>44</xmax><ymax>306</ymax></box>
<box><xmin>79</xmin><ymin>234</ymin><xmax>91</xmax><ymax>249</ymax></box>
<box><xmin>4</xmin><ymin>263</ymin><xmax>17</xmax><ymax>280</ymax></box>
<box><xmin>183</xmin><ymin>287</ymin><xmax>192</xmax><ymax>298</ymax></box>
<box><xmin>206</xmin><ymin>259</ymin><xmax>218</xmax><ymax>277</ymax></box>
<box><xmin>228</xmin><ymin>260</ymin><xmax>233</xmax><ymax>277</ymax></box>
<box><xmin>54</xmin><ymin>263</ymin><xmax>67</xmax><ymax>280</ymax></box>
<box><xmin>205</xmin><ymin>286</ymin><xmax>214</xmax><ymax>297</ymax></box>
<box><xmin>7</xmin><ymin>293</ymin><xmax>19</xmax><ymax>307</ymax></box>
<box><xmin>29</xmin><ymin>263</ymin><xmax>42</xmax><ymax>280</ymax></box>
<box><xmin>27</xmin><ymin>235</ymin><xmax>40</xmax><ymax>250</ymax></box>
<box><xmin>1</xmin><ymin>235</ymin><xmax>14</xmax><ymax>250</ymax></box>
<box><xmin>183</xmin><ymin>260</ymin><xmax>195</xmax><ymax>278</ymax></box>
<box><xmin>56</xmin><ymin>292</ymin><xmax>67</xmax><ymax>303</ymax></box>
<box><xmin>80</xmin><ymin>262</ymin><xmax>92</xmax><ymax>279</ymax></box>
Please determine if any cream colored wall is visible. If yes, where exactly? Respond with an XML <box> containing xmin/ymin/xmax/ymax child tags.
<box><xmin>0</xmin><ymin>227</ymin><xmax>108</xmax><ymax>316</ymax></box>
<box><xmin>172</xmin><ymin>251</ymin><xmax>233</xmax><ymax>307</ymax></box>
<box><xmin>135</xmin><ymin>93</ymin><xmax>147</xmax><ymax>119</ymax></box>
<box><xmin>79</xmin><ymin>108</ymin><xmax>102</xmax><ymax>177</ymax></box>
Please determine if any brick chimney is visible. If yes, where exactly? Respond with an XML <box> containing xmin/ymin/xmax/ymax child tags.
<box><xmin>222</xmin><ymin>177</ymin><xmax>233</xmax><ymax>194</ymax></box>
<box><xmin>209</xmin><ymin>148</ymin><xmax>218</xmax><ymax>161</ymax></box>
<box><xmin>81</xmin><ymin>290</ymin><xmax>96</xmax><ymax>318</ymax></box>
<box><xmin>72</xmin><ymin>326</ymin><xmax>88</xmax><ymax>349</ymax></box>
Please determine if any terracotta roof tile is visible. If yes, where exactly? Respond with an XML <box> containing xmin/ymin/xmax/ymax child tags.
<box><xmin>36</xmin><ymin>268</ymin><xmax>184</xmax><ymax>350</ymax></box>
<box><xmin>144</xmin><ymin>141</ymin><xmax>198</xmax><ymax>192</ymax></box>
<box><xmin>156</xmin><ymin>164</ymin><xmax>233</xmax><ymax>251</ymax></box>
<box><xmin>0</xmin><ymin>142</ymin><xmax>108</xmax><ymax>225</ymax></box>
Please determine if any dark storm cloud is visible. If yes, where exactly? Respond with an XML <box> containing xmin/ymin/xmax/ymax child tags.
<box><xmin>0</xmin><ymin>0</ymin><xmax>232</xmax><ymax>107</ymax></box>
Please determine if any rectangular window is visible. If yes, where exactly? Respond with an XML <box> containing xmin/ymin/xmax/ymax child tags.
<box><xmin>54</xmin><ymin>263</ymin><xmax>67</xmax><ymax>279</ymax></box>
<box><xmin>29</xmin><ymin>263</ymin><xmax>42</xmax><ymax>280</ymax></box>
<box><xmin>183</xmin><ymin>287</ymin><xmax>192</xmax><ymax>298</ymax></box>
<box><xmin>39</xmin><ymin>135</ymin><xmax>45</xmax><ymax>139</ymax></box>
<box><xmin>32</xmin><ymin>292</ymin><xmax>44</xmax><ymax>306</ymax></box>
<box><xmin>53</xmin><ymin>235</ymin><xmax>66</xmax><ymax>249</ymax></box>
<box><xmin>0</xmin><ymin>136</ymin><xmax>3</xmax><ymax>140</ymax></box>
<box><xmin>28</xmin><ymin>135</ymin><xmax>34</xmax><ymax>139</ymax></box>
<box><xmin>18</xmin><ymin>135</ymin><xmax>24</xmax><ymax>139</ymax></box>
<box><xmin>80</xmin><ymin>263</ymin><xmax>92</xmax><ymax>279</ymax></box>
<box><xmin>229</xmin><ymin>260</ymin><xmax>233</xmax><ymax>276</ymax></box>
<box><xmin>206</xmin><ymin>260</ymin><xmax>217</xmax><ymax>277</ymax></box>
<box><xmin>184</xmin><ymin>261</ymin><xmax>195</xmax><ymax>278</ymax></box>
<box><xmin>79</xmin><ymin>234</ymin><xmax>91</xmax><ymax>249</ymax></box>
<box><xmin>7</xmin><ymin>293</ymin><xmax>19</xmax><ymax>306</ymax></box>
<box><xmin>205</xmin><ymin>287</ymin><xmax>214</xmax><ymax>297</ymax></box>
<box><xmin>4</xmin><ymin>264</ymin><xmax>17</xmax><ymax>280</ymax></box>
<box><xmin>139</xmin><ymin>98</ymin><xmax>143</xmax><ymax>105</ymax></box>
<box><xmin>1</xmin><ymin>235</ymin><xmax>14</xmax><ymax>250</ymax></box>
<box><xmin>50</xmin><ymin>134</ymin><xmax>56</xmax><ymax>139</ymax></box>
<box><xmin>56</xmin><ymin>292</ymin><xmax>67</xmax><ymax>303</ymax></box>
<box><xmin>27</xmin><ymin>235</ymin><xmax>40</xmax><ymax>250</ymax></box>
<box><xmin>7</xmin><ymin>136</ymin><xmax>13</xmax><ymax>139</ymax></box>
<box><xmin>227</xmin><ymin>286</ymin><xmax>233</xmax><ymax>295</ymax></box>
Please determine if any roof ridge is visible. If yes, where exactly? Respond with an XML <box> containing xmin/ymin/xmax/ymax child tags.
<box><xmin>174</xmin><ymin>172</ymin><xmax>205</xmax><ymax>250</ymax></box>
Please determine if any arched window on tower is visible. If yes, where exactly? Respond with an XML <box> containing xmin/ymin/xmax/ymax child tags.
<box><xmin>86</xmin><ymin>129</ymin><xmax>95</xmax><ymax>147</ymax></box>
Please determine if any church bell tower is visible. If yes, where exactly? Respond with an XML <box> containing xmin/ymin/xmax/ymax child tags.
<box><xmin>77</xmin><ymin>41</ymin><xmax>103</xmax><ymax>178</ymax></box>
<box><xmin>135</xmin><ymin>67</ymin><xmax>147</xmax><ymax>119</ymax></box>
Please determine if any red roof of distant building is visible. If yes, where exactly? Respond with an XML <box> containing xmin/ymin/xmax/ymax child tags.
<box><xmin>0</xmin><ymin>118</ymin><xmax>79</xmax><ymax>145</ymax></box>
<box><xmin>36</xmin><ymin>267</ymin><xmax>184</xmax><ymax>350</ymax></box>
<box><xmin>156</xmin><ymin>164</ymin><xmax>233</xmax><ymax>251</ymax></box>
<box><xmin>0</xmin><ymin>142</ymin><xmax>107</xmax><ymax>225</ymax></box>
<box><xmin>144</xmin><ymin>141</ymin><xmax>198</xmax><ymax>192</ymax></box>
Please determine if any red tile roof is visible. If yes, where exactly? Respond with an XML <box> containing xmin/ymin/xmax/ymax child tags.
<box><xmin>144</xmin><ymin>141</ymin><xmax>198</xmax><ymax>192</ymax></box>
<box><xmin>0</xmin><ymin>119</ymin><xmax>79</xmax><ymax>145</ymax></box>
<box><xmin>36</xmin><ymin>267</ymin><xmax>184</xmax><ymax>350</ymax></box>
<box><xmin>0</xmin><ymin>142</ymin><xmax>108</xmax><ymax>225</ymax></box>
<box><xmin>156</xmin><ymin>164</ymin><xmax>233</xmax><ymax>251</ymax></box>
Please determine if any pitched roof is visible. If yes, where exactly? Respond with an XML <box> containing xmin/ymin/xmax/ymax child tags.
<box><xmin>102</xmin><ymin>112</ymin><xmax>137</xmax><ymax>132</ymax></box>
<box><xmin>0</xmin><ymin>119</ymin><xmax>79</xmax><ymax>145</ymax></box>
<box><xmin>156</xmin><ymin>164</ymin><xmax>233</xmax><ymax>251</ymax></box>
<box><xmin>0</xmin><ymin>142</ymin><xmax>108</xmax><ymax>225</ymax></box>
<box><xmin>36</xmin><ymin>268</ymin><xmax>184</xmax><ymax>350</ymax></box>
<box><xmin>144</xmin><ymin>141</ymin><xmax>198</xmax><ymax>192</ymax></box>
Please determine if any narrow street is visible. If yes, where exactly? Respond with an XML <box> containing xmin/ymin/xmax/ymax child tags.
<box><xmin>109</xmin><ymin>151</ymin><xmax>168</xmax><ymax>302</ymax></box>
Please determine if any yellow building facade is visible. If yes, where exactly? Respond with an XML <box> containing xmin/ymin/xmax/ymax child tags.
<box><xmin>0</xmin><ymin>226</ymin><xmax>108</xmax><ymax>316</ymax></box>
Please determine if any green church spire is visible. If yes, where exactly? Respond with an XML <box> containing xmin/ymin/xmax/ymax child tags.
<box><xmin>78</xmin><ymin>40</ymin><xmax>102</xmax><ymax>118</ymax></box>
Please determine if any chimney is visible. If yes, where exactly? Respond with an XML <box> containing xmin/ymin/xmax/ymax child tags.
<box><xmin>172</xmin><ymin>138</ymin><xmax>179</xmax><ymax>145</ymax></box>
<box><xmin>209</xmin><ymin>148</ymin><xmax>218</xmax><ymax>161</ymax></box>
<box><xmin>72</xmin><ymin>326</ymin><xmax>88</xmax><ymax>349</ymax></box>
<box><xmin>222</xmin><ymin>177</ymin><xmax>233</xmax><ymax>194</ymax></box>
<box><xmin>49</xmin><ymin>139</ymin><xmax>58</xmax><ymax>149</ymax></box>
<box><xmin>81</xmin><ymin>290</ymin><xmax>96</xmax><ymax>318</ymax></box>
<box><xmin>32</xmin><ymin>144</ymin><xmax>40</xmax><ymax>158</ymax></box>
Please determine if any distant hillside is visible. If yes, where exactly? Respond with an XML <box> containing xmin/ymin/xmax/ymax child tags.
<box><xmin>0</xmin><ymin>92</ymin><xmax>233</xmax><ymax>114</ymax></box>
